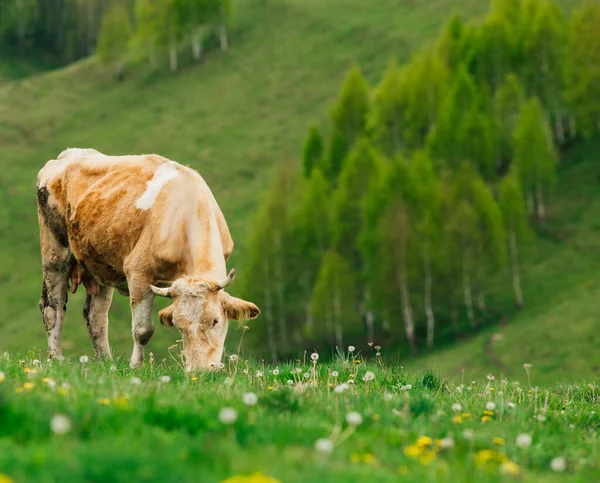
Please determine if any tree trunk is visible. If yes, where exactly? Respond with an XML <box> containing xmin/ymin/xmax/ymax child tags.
<box><xmin>463</xmin><ymin>250</ymin><xmax>476</xmax><ymax>328</ymax></box>
<box><xmin>509</xmin><ymin>229</ymin><xmax>524</xmax><ymax>309</ymax></box>
<box><xmin>191</xmin><ymin>26</ymin><xmax>204</xmax><ymax>61</ymax></box>
<box><xmin>362</xmin><ymin>289</ymin><xmax>374</xmax><ymax>344</ymax></box>
<box><xmin>424</xmin><ymin>252</ymin><xmax>435</xmax><ymax>350</ymax></box>
<box><xmin>219</xmin><ymin>25</ymin><xmax>228</xmax><ymax>52</ymax></box>
<box><xmin>263</xmin><ymin>258</ymin><xmax>278</xmax><ymax>361</ymax></box>
<box><xmin>274</xmin><ymin>233</ymin><xmax>290</xmax><ymax>352</ymax></box>
<box><xmin>536</xmin><ymin>182</ymin><xmax>546</xmax><ymax>221</ymax></box>
<box><xmin>397</xmin><ymin>262</ymin><xmax>417</xmax><ymax>355</ymax></box>
<box><xmin>169</xmin><ymin>35</ymin><xmax>178</xmax><ymax>72</ymax></box>
<box><xmin>333</xmin><ymin>285</ymin><xmax>343</xmax><ymax>349</ymax></box>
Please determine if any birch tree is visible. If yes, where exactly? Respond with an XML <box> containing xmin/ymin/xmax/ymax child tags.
<box><xmin>96</xmin><ymin>1</ymin><xmax>133</xmax><ymax>78</ymax></box>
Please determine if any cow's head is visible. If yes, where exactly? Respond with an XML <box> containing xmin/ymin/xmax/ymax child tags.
<box><xmin>150</xmin><ymin>269</ymin><xmax>259</xmax><ymax>372</ymax></box>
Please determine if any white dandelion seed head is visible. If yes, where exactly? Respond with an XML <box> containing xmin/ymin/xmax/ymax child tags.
<box><xmin>218</xmin><ymin>362</ymin><xmax>225</xmax><ymax>369</ymax></box>
<box><xmin>487</xmin><ymin>374</ymin><xmax>495</xmax><ymax>381</ymax></box>
<box><xmin>462</xmin><ymin>429</ymin><xmax>474</xmax><ymax>440</ymax></box>
<box><xmin>295</xmin><ymin>368</ymin><xmax>303</xmax><ymax>374</ymax></box>
<box><xmin>569</xmin><ymin>424</ymin><xmax>575</xmax><ymax>430</ymax></box>
<box><xmin>384</xmin><ymin>392</ymin><xmax>394</xmax><ymax>402</ymax></box>
<box><xmin>508</xmin><ymin>402</ymin><xmax>516</xmax><ymax>409</ymax></box>
<box><xmin>33</xmin><ymin>359</ymin><xmax>40</xmax><ymax>366</ymax></box>
<box><xmin>272</xmin><ymin>368</ymin><xmax>279</xmax><ymax>376</ymax></box>
<box><xmin>523</xmin><ymin>363</ymin><xmax>532</xmax><ymax>370</ymax></box>
<box><xmin>362</xmin><ymin>371</ymin><xmax>375</xmax><ymax>382</ymax></box>
<box><xmin>311</xmin><ymin>352</ymin><xmax>319</xmax><ymax>361</ymax></box>
<box><xmin>50</xmin><ymin>414</ymin><xmax>71</xmax><ymax>435</ymax></box>
<box><xmin>287</xmin><ymin>380</ymin><xmax>294</xmax><ymax>386</ymax></box>
<box><xmin>452</xmin><ymin>403</ymin><xmax>462</xmax><ymax>412</ymax></box>
<box><xmin>243</xmin><ymin>369</ymin><xmax>249</xmax><ymax>374</ymax></box>
<box><xmin>47</xmin><ymin>379</ymin><xmax>56</xmax><ymax>389</ymax></box>
<box><xmin>3</xmin><ymin>352</ymin><xmax>9</xmax><ymax>360</ymax></box>
<box><xmin>400</xmin><ymin>384</ymin><xmax>412</xmax><ymax>391</ymax></box>
<box><xmin>516</xmin><ymin>433</ymin><xmax>532</xmax><ymax>448</ymax></box>
<box><xmin>334</xmin><ymin>383</ymin><xmax>349</xmax><ymax>394</ymax></box>
<box><xmin>347</xmin><ymin>379</ymin><xmax>355</xmax><ymax>384</ymax></box>
<box><xmin>229</xmin><ymin>354</ymin><xmax>238</xmax><ymax>362</ymax></box>
<box><xmin>242</xmin><ymin>392</ymin><xmax>258</xmax><ymax>406</ymax></box>
<box><xmin>550</xmin><ymin>456</ymin><xmax>566</xmax><ymax>472</ymax></box>
<box><xmin>109</xmin><ymin>365</ymin><xmax>117</xmax><ymax>372</ymax></box>
<box><xmin>303</xmin><ymin>372</ymin><xmax>310</xmax><ymax>380</ymax></box>
<box><xmin>331</xmin><ymin>371</ymin><xmax>339</xmax><ymax>378</ymax></box>
<box><xmin>131</xmin><ymin>377</ymin><xmax>142</xmax><ymax>386</ymax></box>
<box><xmin>439</xmin><ymin>437</ymin><xmax>454</xmax><ymax>449</ymax></box>
<box><xmin>486</xmin><ymin>402</ymin><xmax>496</xmax><ymax>411</ymax></box>
<box><xmin>346</xmin><ymin>411</ymin><xmax>363</xmax><ymax>426</ymax></box>
<box><xmin>537</xmin><ymin>414</ymin><xmax>546</xmax><ymax>422</ymax></box>
<box><xmin>218</xmin><ymin>407</ymin><xmax>238</xmax><ymax>425</ymax></box>
<box><xmin>315</xmin><ymin>438</ymin><xmax>334</xmax><ymax>454</ymax></box>
<box><xmin>348</xmin><ymin>346</ymin><xmax>356</xmax><ymax>353</ymax></box>
<box><xmin>223</xmin><ymin>377</ymin><xmax>233</xmax><ymax>388</ymax></box>
<box><xmin>456</xmin><ymin>386</ymin><xmax>464</xmax><ymax>393</ymax></box>
<box><xmin>79</xmin><ymin>355</ymin><xmax>89</xmax><ymax>364</ymax></box>
<box><xmin>160</xmin><ymin>375</ymin><xmax>170</xmax><ymax>383</ymax></box>
<box><xmin>255</xmin><ymin>371</ymin><xmax>263</xmax><ymax>378</ymax></box>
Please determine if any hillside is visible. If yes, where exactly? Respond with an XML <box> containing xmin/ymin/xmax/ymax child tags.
<box><xmin>0</xmin><ymin>0</ymin><xmax>595</xmax><ymax>388</ymax></box>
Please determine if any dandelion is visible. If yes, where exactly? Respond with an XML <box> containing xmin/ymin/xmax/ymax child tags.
<box><xmin>97</xmin><ymin>398</ymin><xmax>110</xmax><ymax>405</ymax></box>
<box><xmin>500</xmin><ymin>461</ymin><xmax>521</xmax><ymax>475</ymax></box>
<box><xmin>438</xmin><ymin>437</ymin><xmax>454</xmax><ymax>449</ymax></box>
<box><xmin>334</xmin><ymin>383</ymin><xmax>349</xmax><ymax>394</ymax></box>
<box><xmin>536</xmin><ymin>414</ymin><xmax>546</xmax><ymax>422</ymax></box>
<box><xmin>218</xmin><ymin>362</ymin><xmax>225</xmax><ymax>369</ymax></box>
<box><xmin>452</xmin><ymin>415</ymin><xmax>462</xmax><ymax>424</ymax></box>
<box><xmin>229</xmin><ymin>354</ymin><xmax>238</xmax><ymax>362</ymax></box>
<box><xmin>272</xmin><ymin>368</ymin><xmax>279</xmax><ymax>376</ymax></box>
<box><xmin>400</xmin><ymin>384</ymin><xmax>412</xmax><ymax>391</ymax></box>
<box><xmin>550</xmin><ymin>456</ymin><xmax>566</xmax><ymax>472</ymax></box>
<box><xmin>492</xmin><ymin>437</ymin><xmax>505</xmax><ymax>445</ymax></box>
<box><xmin>224</xmin><ymin>377</ymin><xmax>233</xmax><ymax>387</ymax></box>
<box><xmin>50</xmin><ymin>414</ymin><xmax>71</xmax><ymax>435</ymax></box>
<box><xmin>3</xmin><ymin>352</ymin><xmax>8</xmax><ymax>359</ymax></box>
<box><xmin>79</xmin><ymin>355</ymin><xmax>89</xmax><ymax>364</ymax></box>
<box><xmin>287</xmin><ymin>380</ymin><xmax>294</xmax><ymax>386</ymax></box>
<box><xmin>110</xmin><ymin>365</ymin><xmax>117</xmax><ymax>372</ymax></box>
<box><xmin>242</xmin><ymin>392</ymin><xmax>258</xmax><ymax>406</ymax></box>
<box><xmin>255</xmin><ymin>371</ymin><xmax>263</xmax><ymax>378</ymax></box>
<box><xmin>486</xmin><ymin>402</ymin><xmax>496</xmax><ymax>411</ymax></box>
<box><xmin>347</xmin><ymin>379</ymin><xmax>355</xmax><ymax>384</ymax></box>
<box><xmin>346</xmin><ymin>411</ymin><xmax>363</xmax><ymax>426</ymax></box>
<box><xmin>315</xmin><ymin>438</ymin><xmax>334</xmax><ymax>454</ymax></box>
<box><xmin>33</xmin><ymin>359</ymin><xmax>40</xmax><ymax>366</ymax></box>
<box><xmin>131</xmin><ymin>377</ymin><xmax>142</xmax><ymax>386</ymax></box>
<box><xmin>0</xmin><ymin>372</ymin><xmax>5</xmax><ymax>383</ymax></box>
<box><xmin>348</xmin><ymin>346</ymin><xmax>355</xmax><ymax>353</ymax></box>
<box><xmin>419</xmin><ymin>450</ymin><xmax>437</xmax><ymax>466</ymax></box>
<box><xmin>456</xmin><ymin>385</ymin><xmax>464</xmax><ymax>394</ymax></box>
<box><xmin>23</xmin><ymin>382</ymin><xmax>34</xmax><ymax>390</ymax></box>
<box><xmin>331</xmin><ymin>371</ymin><xmax>339</xmax><ymax>378</ymax></box>
<box><xmin>218</xmin><ymin>407</ymin><xmax>238</xmax><ymax>425</ymax></box>
<box><xmin>508</xmin><ymin>402</ymin><xmax>516</xmax><ymax>409</ymax></box>
<box><xmin>47</xmin><ymin>380</ymin><xmax>56</xmax><ymax>389</ymax></box>
<box><xmin>487</xmin><ymin>374</ymin><xmax>495</xmax><ymax>381</ymax></box>
<box><xmin>303</xmin><ymin>372</ymin><xmax>310</xmax><ymax>380</ymax></box>
<box><xmin>481</xmin><ymin>416</ymin><xmax>492</xmax><ymax>423</ymax></box>
<box><xmin>384</xmin><ymin>392</ymin><xmax>394</xmax><ymax>402</ymax></box>
<box><xmin>363</xmin><ymin>371</ymin><xmax>375</xmax><ymax>382</ymax></box>
<box><xmin>311</xmin><ymin>352</ymin><xmax>319</xmax><ymax>361</ymax></box>
<box><xmin>462</xmin><ymin>429</ymin><xmax>474</xmax><ymax>440</ymax></box>
<box><xmin>160</xmin><ymin>375</ymin><xmax>170</xmax><ymax>383</ymax></box>
<box><xmin>452</xmin><ymin>403</ymin><xmax>462</xmax><ymax>412</ymax></box>
<box><xmin>516</xmin><ymin>433</ymin><xmax>532</xmax><ymax>448</ymax></box>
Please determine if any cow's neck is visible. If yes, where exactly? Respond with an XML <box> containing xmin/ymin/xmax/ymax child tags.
<box><xmin>188</xmin><ymin>215</ymin><xmax>227</xmax><ymax>280</ymax></box>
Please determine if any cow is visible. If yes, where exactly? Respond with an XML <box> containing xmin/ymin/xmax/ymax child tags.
<box><xmin>36</xmin><ymin>148</ymin><xmax>260</xmax><ymax>371</ymax></box>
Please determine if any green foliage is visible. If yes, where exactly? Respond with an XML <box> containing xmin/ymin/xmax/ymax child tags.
<box><xmin>302</xmin><ymin>124</ymin><xmax>325</xmax><ymax>178</ymax></box>
<box><xmin>96</xmin><ymin>1</ymin><xmax>133</xmax><ymax>72</ymax></box>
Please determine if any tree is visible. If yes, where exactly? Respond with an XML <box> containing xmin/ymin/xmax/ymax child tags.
<box><xmin>325</xmin><ymin>64</ymin><xmax>370</xmax><ymax>182</ymax></box>
<box><xmin>513</xmin><ymin>97</ymin><xmax>558</xmax><ymax>220</ymax></box>
<box><xmin>135</xmin><ymin>0</ymin><xmax>161</xmax><ymax>68</ymax></box>
<box><xmin>175</xmin><ymin>0</ymin><xmax>210</xmax><ymax>61</ymax></box>
<box><xmin>495</xmin><ymin>73</ymin><xmax>525</xmax><ymax>174</ymax></box>
<box><xmin>499</xmin><ymin>171</ymin><xmax>530</xmax><ymax>308</ymax></box>
<box><xmin>96</xmin><ymin>1</ymin><xmax>133</xmax><ymax>78</ymax></box>
<box><xmin>302</xmin><ymin>124</ymin><xmax>325</xmax><ymax>178</ymax></box>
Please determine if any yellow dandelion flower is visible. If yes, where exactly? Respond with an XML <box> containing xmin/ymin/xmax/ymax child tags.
<box><xmin>23</xmin><ymin>382</ymin><xmax>34</xmax><ymax>390</ymax></box>
<box><xmin>112</xmin><ymin>396</ymin><xmax>129</xmax><ymax>409</ymax></box>
<box><xmin>42</xmin><ymin>377</ymin><xmax>50</xmax><ymax>383</ymax></box>
<box><xmin>0</xmin><ymin>473</ymin><xmax>14</xmax><ymax>483</ymax></box>
<box><xmin>490</xmin><ymin>387</ymin><xmax>495</xmax><ymax>391</ymax></box>
<box><xmin>355</xmin><ymin>359</ymin><xmax>361</xmax><ymax>364</ymax></box>
<box><xmin>329</xmin><ymin>383</ymin><xmax>333</xmax><ymax>387</ymax></box>
<box><xmin>419</xmin><ymin>449</ymin><xmax>437</xmax><ymax>466</ymax></box>
<box><xmin>416</xmin><ymin>436</ymin><xmax>433</xmax><ymax>447</ymax></box>
<box><xmin>15</xmin><ymin>386</ymin><xmax>24</xmax><ymax>393</ymax></box>
<box><xmin>452</xmin><ymin>415</ymin><xmax>463</xmax><ymax>424</ymax></box>
<box><xmin>493</xmin><ymin>437</ymin><xmax>505</xmax><ymax>445</ymax></box>
<box><xmin>97</xmin><ymin>398</ymin><xmax>111</xmax><ymax>405</ymax></box>
<box><xmin>24</xmin><ymin>368</ymin><xmax>30</xmax><ymax>373</ymax></box>
<box><xmin>219</xmin><ymin>472</ymin><xmax>281</xmax><ymax>483</ymax></box>
<box><xmin>268</xmin><ymin>386</ymin><xmax>274</xmax><ymax>390</ymax></box>
<box><xmin>500</xmin><ymin>460</ymin><xmax>520</xmax><ymax>475</ymax></box>
<box><xmin>350</xmin><ymin>453</ymin><xmax>361</xmax><ymax>463</ymax></box>
<box><xmin>191</xmin><ymin>377</ymin><xmax>198</xmax><ymax>381</ymax></box>
<box><xmin>481</xmin><ymin>415</ymin><xmax>492</xmax><ymax>423</ymax></box>
<box><xmin>362</xmin><ymin>453</ymin><xmax>376</xmax><ymax>465</ymax></box>
<box><xmin>462</xmin><ymin>412</ymin><xmax>471</xmax><ymax>418</ymax></box>
<box><xmin>0</xmin><ymin>373</ymin><xmax>4</xmax><ymax>383</ymax></box>
<box><xmin>475</xmin><ymin>449</ymin><xmax>496</xmax><ymax>466</ymax></box>
<box><xmin>397</xmin><ymin>465</ymin><xmax>409</xmax><ymax>475</ymax></box>
<box><xmin>484</xmin><ymin>410</ymin><xmax>495</xmax><ymax>416</ymax></box>
<box><xmin>372</xmin><ymin>414</ymin><xmax>380</xmax><ymax>422</ymax></box>
<box><xmin>403</xmin><ymin>444</ymin><xmax>423</xmax><ymax>458</ymax></box>
<box><xmin>57</xmin><ymin>387</ymin><xmax>69</xmax><ymax>396</ymax></box>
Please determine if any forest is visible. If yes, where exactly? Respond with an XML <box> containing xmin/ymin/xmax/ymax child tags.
<box><xmin>236</xmin><ymin>0</ymin><xmax>600</xmax><ymax>360</ymax></box>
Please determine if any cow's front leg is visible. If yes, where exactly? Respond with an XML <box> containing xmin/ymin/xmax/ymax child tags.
<box><xmin>128</xmin><ymin>285</ymin><xmax>155</xmax><ymax>368</ymax></box>
<box><xmin>83</xmin><ymin>284</ymin><xmax>114</xmax><ymax>359</ymax></box>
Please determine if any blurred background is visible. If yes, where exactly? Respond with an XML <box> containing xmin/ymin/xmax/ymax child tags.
<box><xmin>0</xmin><ymin>0</ymin><xmax>598</xmax><ymax>385</ymax></box>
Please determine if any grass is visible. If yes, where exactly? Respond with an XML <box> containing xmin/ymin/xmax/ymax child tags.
<box><xmin>0</xmin><ymin>350</ymin><xmax>598</xmax><ymax>482</ymax></box>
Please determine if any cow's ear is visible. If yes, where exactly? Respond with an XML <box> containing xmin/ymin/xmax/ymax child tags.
<box><xmin>220</xmin><ymin>293</ymin><xmax>260</xmax><ymax>322</ymax></box>
<box><xmin>158</xmin><ymin>304</ymin><xmax>175</xmax><ymax>328</ymax></box>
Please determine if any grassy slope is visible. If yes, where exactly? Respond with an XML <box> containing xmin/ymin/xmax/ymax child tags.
<box><xmin>0</xmin><ymin>355</ymin><xmax>598</xmax><ymax>482</ymax></box>
<box><xmin>0</xmin><ymin>0</ymin><xmax>594</xmax><ymax>388</ymax></box>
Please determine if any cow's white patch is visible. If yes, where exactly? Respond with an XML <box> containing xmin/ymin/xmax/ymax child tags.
<box><xmin>136</xmin><ymin>161</ymin><xmax>180</xmax><ymax>210</ymax></box>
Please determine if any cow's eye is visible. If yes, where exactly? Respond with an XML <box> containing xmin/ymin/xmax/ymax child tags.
<box><xmin>212</xmin><ymin>319</ymin><xmax>219</xmax><ymax>327</ymax></box>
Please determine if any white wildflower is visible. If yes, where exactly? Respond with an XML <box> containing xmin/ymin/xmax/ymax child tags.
<box><xmin>508</xmin><ymin>402</ymin><xmax>516</xmax><ymax>409</ymax></box>
<box><xmin>487</xmin><ymin>374</ymin><xmax>495</xmax><ymax>381</ymax></box>
<box><xmin>218</xmin><ymin>407</ymin><xmax>238</xmax><ymax>425</ymax></box>
<box><xmin>384</xmin><ymin>392</ymin><xmax>394</xmax><ymax>402</ymax></box>
<box><xmin>315</xmin><ymin>438</ymin><xmax>334</xmax><ymax>454</ymax></box>
<box><xmin>33</xmin><ymin>359</ymin><xmax>40</xmax><ymax>366</ymax></box>
<box><xmin>537</xmin><ymin>414</ymin><xmax>546</xmax><ymax>422</ymax></box>
<box><xmin>456</xmin><ymin>385</ymin><xmax>464</xmax><ymax>393</ymax></box>
<box><xmin>109</xmin><ymin>365</ymin><xmax>117</xmax><ymax>372</ymax></box>
<box><xmin>438</xmin><ymin>437</ymin><xmax>454</xmax><ymax>449</ymax></box>
<box><xmin>334</xmin><ymin>383</ymin><xmax>349</xmax><ymax>394</ymax></box>
<box><xmin>452</xmin><ymin>403</ymin><xmax>462</xmax><ymax>412</ymax></box>
<box><xmin>287</xmin><ymin>380</ymin><xmax>294</xmax><ymax>386</ymax></box>
<box><xmin>130</xmin><ymin>377</ymin><xmax>142</xmax><ymax>386</ymax></box>
<box><xmin>331</xmin><ymin>371</ymin><xmax>339</xmax><ymax>378</ymax></box>
<box><xmin>242</xmin><ymin>392</ymin><xmax>258</xmax><ymax>406</ymax></box>
<box><xmin>346</xmin><ymin>411</ymin><xmax>363</xmax><ymax>426</ymax></box>
<box><xmin>462</xmin><ymin>429</ymin><xmax>474</xmax><ymax>440</ymax></box>
<box><xmin>272</xmin><ymin>368</ymin><xmax>279</xmax><ymax>376</ymax></box>
<box><xmin>3</xmin><ymin>352</ymin><xmax>9</xmax><ymax>360</ymax></box>
<box><xmin>516</xmin><ymin>433</ymin><xmax>532</xmax><ymax>448</ymax></box>
<box><xmin>243</xmin><ymin>369</ymin><xmax>249</xmax><ymax>375</ymax></box>
<box><xmin>311</xmin><ymin>352</ymin><xmax>319</xmax><ymax>361</ymax></box>
<box><xmin>255</xmin><ymin>371</ymin><xmax>263</xmax><ymax>378</ymax></box>
<box><xmin>347</xmin><ymin>379</ymin><xmax>355</xmax><ymax>384</ymax></box>
<box><xmin>400</xmin><ymin>384</ymin><xmax>412</xmax><ymax>391</ymax></box>
<box><xmin>79</xmin><ymin>355</ymin><xmax>89</xmax><ymax>364</ymax></box>
<box><xmin>47</xmin><ymin>379</ymin><xmax>56</xmax><ymax>389</ymax></box>
<box><xmin>303</xmin><ymin>372</ymin><xmax>310</xmax><ymax>380</ymax></box>
<box><xmin>229</xmin><ymin>354</ymin><xmax>238</xmax><ymax>362</ymax></box>
<box><xmin>550</xmin><ymin>456</ymin><xmax>566</xmax><ymax>472</ymax></box>
<box><xmin>362</xmin><ymin>371</ymin><xmax>375</xmax><ymax>382</ymax></box>
<box><xmin>160</xmin><ymin>375</ymin><xmax>170</xmax><ymax>383</ymax></box>
<box><xmin>218</xmin><ymin>362</ymin><xmax>225</xmax><ymax>369</ymax></box>
<box><xmin>486</xmin><ymin>402</ymin><xmax>496</xmax><ymax>411</ymax></box>
<box><xmin>50</xmin><ymin>414</ymin><xmax>71</xmax><ymax>435</ymax></box>
<box><xmin>348</xmin><ymin>346</ymin><xmax>355</xmax><ymax>353</ymax></box>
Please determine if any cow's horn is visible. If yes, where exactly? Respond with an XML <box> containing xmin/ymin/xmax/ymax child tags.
<box><xmin>218</xmin><ymin>269</ymin><xmax>236</xmax><ymax>289</ymax></box>
<box><xmin>150</xmin><ymin>285</ymin><xmax>172</xmax><ymax>297</ymax></box>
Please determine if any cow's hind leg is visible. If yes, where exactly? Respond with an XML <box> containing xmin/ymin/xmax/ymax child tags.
<box><xmin>127</xmin><ymin>276</ymin><xmax>155</xmax><ymax>368</ymax></box>
<box><xmin>83</xmin><ymin>284</ymin><xmax>114</xmax><ymax>359</ymax></box>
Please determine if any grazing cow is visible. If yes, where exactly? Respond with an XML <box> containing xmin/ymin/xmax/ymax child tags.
<box><xmin>36</xmin><ymin>148</ymin><xmax>260</xmax><ymax>371</ymax></box>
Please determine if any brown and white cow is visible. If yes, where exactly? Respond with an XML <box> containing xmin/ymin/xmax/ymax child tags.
<box><xmin>36</xmin><ymin>148</ymin><xmax>260</xmax><ymax>371</ymax></box>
